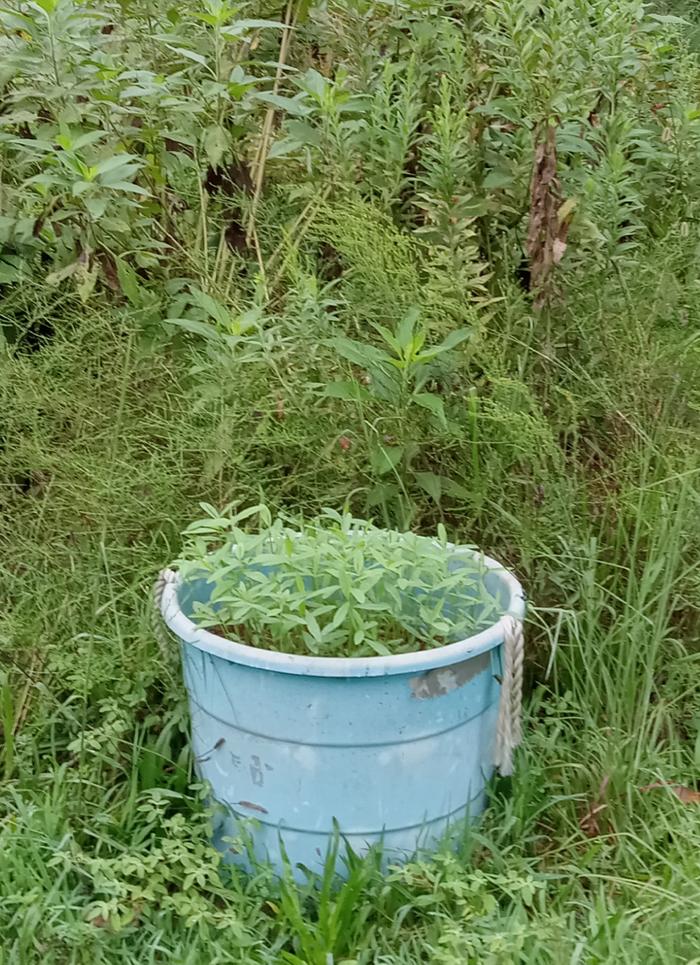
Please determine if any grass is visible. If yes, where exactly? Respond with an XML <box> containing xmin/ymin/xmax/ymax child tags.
<box><xmin>2</xmin><ymin>0</ymin><xmax>700</xmax><ymax>961</ymax></box>
<box><xmin>1</xmin><ymin>287</ymin><xmax>699</xmax><ymax>964</ymax></box>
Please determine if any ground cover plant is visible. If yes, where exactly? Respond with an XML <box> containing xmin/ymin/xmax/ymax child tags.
<box><xmin>1</xmin><ymin>0</ymin><xmax>700</xmax><ymax>962</ymax></box>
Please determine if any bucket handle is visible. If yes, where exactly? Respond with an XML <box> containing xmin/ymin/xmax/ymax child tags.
<box><xmin>153</xmin><ymin>568</ymin><xmax>178</xmax><ymax>661</ymax></box>
<box><xmin>494</xmin><ymin>616</ymin><xmax>525</xmax><ymax>777</ymax></box>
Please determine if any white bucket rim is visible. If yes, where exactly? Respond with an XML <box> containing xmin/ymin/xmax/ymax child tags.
<box><xmin>160</xmin><ymin>546</ymin><xmax>525</xmax><ymax>678</ymax></box>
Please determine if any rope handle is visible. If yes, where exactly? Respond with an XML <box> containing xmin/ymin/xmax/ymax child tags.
<box><xmin>494</xmin><ymin>616</ymin><xmax>525</xmax><ymax>777</ymax></box>
<box><xmin>152</xmin><ymin>568</ymin><xmax>178</xmax><ymax>661</ymax></box>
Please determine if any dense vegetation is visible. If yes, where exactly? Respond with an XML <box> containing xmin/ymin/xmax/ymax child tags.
<box><xmin>1</xmin><ymin>0</ymin><xmax>699</xmax><ymax>962</ymax></box>
<box><xmin>177</xmin><ymin>508</ymin><xmax>505</xmax><ymax>656</ymax></box>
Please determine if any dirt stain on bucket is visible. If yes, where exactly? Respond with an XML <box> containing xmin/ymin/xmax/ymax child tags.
<box><xmin>410</xmin><ymin>650</ymin><xmax>491</xmax><ymax>699</ymax></box>
<box><xmin>235</xmin><ymin>800</ymin><xmax>269</xmax><ymax>814</ymax></box>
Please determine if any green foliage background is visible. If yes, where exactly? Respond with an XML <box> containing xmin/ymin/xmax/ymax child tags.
<box><xmin>1</xmin><ymin>0</ymin><xmax>700</xmax><ymax>962</ymax></box>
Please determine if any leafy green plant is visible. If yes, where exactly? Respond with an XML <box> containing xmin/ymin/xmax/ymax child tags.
<box><xmin>324</xmin><ymin>305</ymin><xmax>471</xmax><ymax>514</ymax></box>
<box><xmin>265</xmin><ymin>66</ymin><xmax>369</xmax><ymax>185</ymax></box>
<box><xmin>412</xmin><ymin>74</ymin><xmax>490</xmax><ymax>303</ymax></box>
<box><xmin>176</xmin><ymin>505</ymin><xmax>502</xmax><ymax>657</ymax></box>
<box><xmin>2</xmin><ymin>1</ymin><xmax>700</xmax><ymax>962</ymax></box>
<box><xmin>0</xmin><ymin>0</ymin><xmax>283</xmax><ymax>292</ymax></box>
<box><xmin>277</xmin><ymin>830</ymin><xmax>380</xmax><ymax>965</ymax></box>
<box><xmin>165</xmin><ymin>281</ymin><xmax>263</xmax><ymax>342</ymax></box>
<box><xmin>357</xmin><ymin>55</ymin><xmax>424</xmax><ymax>211</ymax></box>
<box><xmin>49</xmin><ymin>787</ymin><xmax>256</xmax><ymax>933</ymax></box>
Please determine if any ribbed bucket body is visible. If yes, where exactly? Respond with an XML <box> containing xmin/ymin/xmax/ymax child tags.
<box><xmin>161</xmin><ymin>548</ymin><xmax>524</xmax><ymax>875</ymax></box>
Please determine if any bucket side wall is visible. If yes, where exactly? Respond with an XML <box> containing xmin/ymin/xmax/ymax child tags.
<box><xmin>183</xmin><ymin>642</ymin><xmax>502</xmax><ymax>846</ymax></box>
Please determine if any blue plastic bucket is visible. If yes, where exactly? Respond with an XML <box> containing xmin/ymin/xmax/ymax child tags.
<box><xmin>160</xmin><ymin>546</ymin><xmax>525</xmax><ymax>876</ymax></box>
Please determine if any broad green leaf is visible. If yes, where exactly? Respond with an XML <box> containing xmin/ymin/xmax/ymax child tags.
<box><xmin>164</xmin><ymin>45</ymin><xmax>210</xmax><ymax>69</ymax></box>
<box><xmin>328</xmin><ymin>336</ymin><xmax>392</xmax><ymax>369</ymax></box>
<box><xmin>442</xmin><ymin>479</ymin><xmax>471</xmax><ymax>500</ymax></box>
<box><xmin>367</xmin><ymin>639</ymin><xmax>391</xmax><ymax>656</ymax></box>
<box><xmin>203</xmin><ymin>125</ymin><xmax>229</xmax><ymax>168</ymax></box>
<box><xmin>370</xmin><ymin>322</ymin><xmax>401</xmax><ymax>356</ymax></box>
<box><xmin>286</xmin><ymin>120</ymin><xmax>321</xmax><ymax>147</ymax></box>
<box><xmin>0</xmin><ymin>254</ymin><xmax>26</xmax><ymax>284</ymax></box>
<box><xmin>24</xmin><ymin>173</ymin><xmax>60</xmax><ymax>190</ymax></box>
<box><xmin>426</xmin><ymin>327</ymin><xmax>471</xmax><ymax>357</ymax></box>
<box><xmin>648</xmin><ymin>12</ymin><xmax>687</xmax><ymax>23</ymax></box>
<box><xmin>72</xmin><ymin>131</ymin><xmax>106</xmax><ymax>151</ymax></box>
<box><xmin>0</xmin><ymin>216</ymin><xmax>16</xmax><ymax>243</ymax></box>
<box><xmin>483</xmin><ymin>170</ymin><xmax>513</xmax><ymax>189</ymax></box>
<box><xmin>116</xmin><ymin>258</ymin><xmax>143</xmax><ymax>307</ymax></box>
<box><xmin>46</xmin><ymin>259</ymin><xmax>81</xmax><ymax>286</ymax></box>
<box><xmin>165</xmin><ymin>317</ymin><xmax>219</xmax><ymax>340</ymax></box>
<box><xmin>298</xmin><ymin>68</ymin><xmax>327</xmax><ymax>102</ymax></box>
<box><xmin>11</xmin><ymin>139</ymin><xmax>55</xmax><ymax>155</ymax></box>
<box><xmin>322</xmin><ymin>380</ymin><xmax>369</xmax><ymax>402</ymax></box>
<box><xmin>93</xmin><ymin>154</ymin><xmax>141</xmax><ymax>177</ymax></box>
<box><xmin>190</xmin><ymin>288</ymin><xmax>230</xmax><ymax>326</ymax></box>
<box><xmin>84</xmin><ymin>196</ymin><xmax>107</xmax><ymax>220</ymax></box>
<box><xmin>305</xmin><ymin>612</ymin><xmax>322</xmax><ymax>642</ymax></box>
<box><xmin>234</xmin><ymin>18</ymin><xmax>287</xmax><ymax>29</ymax></box>
<box><xmin>255</xmin><ymin>92</ymin><xmax>311</xmax><ymax>117</ymax></box>
<box><xmin>76</xmin><ymin>265</ymin><xmax>98</xmax><ymax>303</ymax></box>
<box><xmin>370</xmin><ymin>444</ymin><xmax>404</xmax><ymax>476</ymax></box>
<box><xmin>232</xmin><ymin>504</ymin><xmax>271</xmax><ymax>527</ymax></box>
<box><xmin>328</xmin><ymin>602</ymin><xmax>350</xmax><ymax>632</ymax></box>
<box><xmin>396</xmin><ymin>307</ymin><xmax>420</xmax><ymax>352</ymax></box>
<box><xmin>107</xmin><ymin>181</ymin><xmax>150</xmax><ymax>196</ymax></box>
<box><xmin>191</xmin><ymin>12</ymin><xmax>219</xmax><ymax>26</ymax></box>
<box><xmin>0</xmin><ymin>12</ymin><xmax>35</xmax><ymax>31</ymax></box>
<box><xmin>414</xmin><ymin>471</ymin><xmax>442</xmax><ymax>504</ymax></box>
<box><xmin>162</xmin><ymin>132</ymin><xmax>197</xmax><ymax>148</ymax></box>
<box><xmin>412</xmin><ymin>392</ymin><xmax>446</xmax><ymax>427</ymax></box>
<box><xmin>557</xmin><ymin>133</ymin><xmax>597</xmax><ymax>159</ymax></box>
<box><xmin>235</xmin><ymin>307</ymin><xmax>262</xmax><ymax>333</ymax></box>
<box><xmin>221</xmin><ymin>19</ymin><xmax>286</xmax><ymax>39</ymax></box>
<box><xmin>31</xmin><ymin>0</ymin><xmax>58</xmax><ymax>14</ymax></box>
<box><xmin>293</xmin><ymin>0</ymin><xmax>314</xmax><ymax>21</ymax></box>
<box><xmin>100</xmin><ymin>164</ymin><xmax>144</xmax><ymax>186</ymax></box>
<box><xmin>472</xmin><ymin>98</ymin><xmax>521</xmax><ymax>122</ymax></box>
<box><xmin>267</xmin><ymin>138</ymin><xmax>304</xmax><ymax>159</ymax></box>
